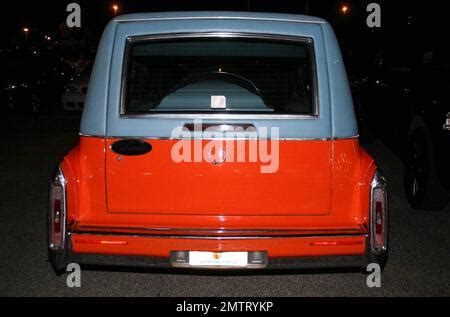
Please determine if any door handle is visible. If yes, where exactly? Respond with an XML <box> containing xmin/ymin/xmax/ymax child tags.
<box><xmin>111</xmin><ymin>139</ymin><xmax>152</xmax><ymax>156</ymax></box>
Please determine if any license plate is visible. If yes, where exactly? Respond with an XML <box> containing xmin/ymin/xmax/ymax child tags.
<box><xmin>189</xmin><ymin>251</ymin><xmax>248</xmax><ymax>267</ymax></box>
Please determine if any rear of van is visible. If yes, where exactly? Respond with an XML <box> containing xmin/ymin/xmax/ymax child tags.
<box><xmin>49</xmin><ymin>12</ymin><xmax>387</xmax><ymax>270</ymax></box>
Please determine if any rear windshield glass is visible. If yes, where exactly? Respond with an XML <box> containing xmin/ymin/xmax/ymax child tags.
<box><xmin>122</xmin><ymin>36</ymin><xmax>316</xmax><ymax>115</ymax></box>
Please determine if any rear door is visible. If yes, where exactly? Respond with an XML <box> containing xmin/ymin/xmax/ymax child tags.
<box><xmin>105</xmin><ymin>137</ymin><xmax>332</xmax><ymax>215</ymax></box>
<box><xmin>105</xmin><ymin>32</ymin><xmax>332</xmax><ymax>216</ymax></box>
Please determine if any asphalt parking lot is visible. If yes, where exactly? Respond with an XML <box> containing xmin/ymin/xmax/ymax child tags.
<box><xmin>0</xmin><ymin>116</ymin><xmax>449</xmax><ymax>296</ymax></box>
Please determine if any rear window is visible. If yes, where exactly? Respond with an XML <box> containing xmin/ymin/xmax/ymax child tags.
<box><xmin>122</xmin><ymin>35</ymin><xmax>316</xmax><ymax>115</ymax></box>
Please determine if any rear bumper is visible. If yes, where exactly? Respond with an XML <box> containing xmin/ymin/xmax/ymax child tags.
<box><xmin>50</xmin><ymin>232</ymin><xmax>381</xmax><ymax>271</ymax></box>
<box><xmin>68</xmin><ymin>252</ymin><xmax>369</xmax><ymax>270</ymax></box>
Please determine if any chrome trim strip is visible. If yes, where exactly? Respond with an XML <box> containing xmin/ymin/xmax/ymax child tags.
<box><xmin>119</xmin><ymin>32</ymin><xmax>319</xmax><ymax>119</ymax></box>
<box><xmin>71</xmin><ymin>225</ymin><xmax>365</xmax><ymax>238</ymax></box>
<box><xmin>119</xmin><ymin>113</ymin><xmax>318</xmax><ymax>120</ymax></box>
<box><xmin>114</xmin><ymin>16</ymin><xmax>326</xmax><ymax>25</ymax></box>
<box><xmin>71</xmin><ymin>231</ymin><xmax>365</xmax><ymax>240</ymax></box>
<box><xmin>79</xmin><ymin>132</ymin><xmax>359</xmax><ymax>141</ymax></box>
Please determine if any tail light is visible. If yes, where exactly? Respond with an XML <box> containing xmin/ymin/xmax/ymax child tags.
<box><xmin>370</xmin><ymin>169</ymin><xmax>388</xmax><ymax>254</ymax></box>
<box><xmin>49</xmin><ymin>167</ymin><xmax>66</xmax><ymax>251</ymax></box>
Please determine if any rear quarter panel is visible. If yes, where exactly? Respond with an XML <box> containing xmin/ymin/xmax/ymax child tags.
<box><xmin>331</xmin><ymin>140</ymin><xmax>376</xmax><ymax>232</ymax></box>
<box><xmin>60</xmin><ymin>137</ymin><xmax>107</xmax><ymax>230</ymax></box>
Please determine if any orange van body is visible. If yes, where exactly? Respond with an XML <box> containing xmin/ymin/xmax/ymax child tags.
<box><xmin>55</xmin><ymin>136</ymin><xmax>377</xmax><ymax>264</ymax></box>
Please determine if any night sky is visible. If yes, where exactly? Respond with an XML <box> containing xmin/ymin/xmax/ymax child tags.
<box><xmin>0</xmin><ymin>0</ymin><xmax>445</xmax><ymax>68</ymax></box>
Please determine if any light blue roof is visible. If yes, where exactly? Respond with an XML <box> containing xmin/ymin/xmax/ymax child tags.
<box><xmin>112</xmin><ymin>11</ymin><xmax>327</xmax><ymax>24</ymax></box>
<box><xmin>80</xmin><ymin>11</ymin><xmax>357</xmax><ymax>139</ymax></box>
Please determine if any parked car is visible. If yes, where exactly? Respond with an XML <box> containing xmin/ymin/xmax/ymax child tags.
<box><xmin>403</xmin><ymin>58</ymin><xmax>450</xmax><ymax>210</ymax></box>
<box><xmin>353</xmin><ymin>49</ymin><xmax>418</xmax><ymax>147</ymax></box>
<box><xmin>61</xmin><ymin>63</ymin><xmax>92</xmax><ymax>111</ymax></box>
<box><xmin>49</xmin><ymin>12</ymin><xmax>388</xmax><ymax>272</ymax></box>
<box><xmin>0</xmin><ymin>49</ymin><xmax>71</xmax><ymax>113</ymax></box>
<box><xmin>356</xmin><ymin>47</ymin><xmax>450</xmax><ymax>210</ymax></box>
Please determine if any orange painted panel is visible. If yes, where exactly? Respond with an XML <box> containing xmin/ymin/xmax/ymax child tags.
<box><xmin>62</xmin><ymin>137</ymin><xmax>374</xmax><ymax>234</ymax></box>
<box><xmin>105</xmin><ymin>139</ymin><xmax>332</xmax><ymax>215</ymax></box>
<box><xmin>61</xmin><ymin>136</ymin><xmax>107</xmax><ymax>227</ymax></box>
<box><xmin>331</xmin><ymin>139</ymin><xmax>376</xmax><ymax>229</ymax></box>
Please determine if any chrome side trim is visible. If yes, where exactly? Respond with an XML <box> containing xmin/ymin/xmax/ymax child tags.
<box><xmin>119</xmin><ymin>32</ymin><xmax>319</xmax><ymax>119</ymax></box>
<box><xmin>79</xmin><ymin>132</ymin><xmax>359</xmax><ymax>141</ymax></box>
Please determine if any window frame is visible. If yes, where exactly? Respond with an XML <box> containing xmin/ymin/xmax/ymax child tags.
<box><xmin>119</xmin><ymin>32</ymin><xmax>319</xmax><ymax>119</ymax></box>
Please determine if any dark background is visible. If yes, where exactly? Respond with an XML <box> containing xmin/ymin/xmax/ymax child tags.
<box><xmin>0</xmin><ymin>0</ymin><xmax>444</xmax><ymax>60</ymax></box>
<box><xmin>0</xmin><ymin>1</ymin><xmax>449</xmax><ymax>297</ymax></box>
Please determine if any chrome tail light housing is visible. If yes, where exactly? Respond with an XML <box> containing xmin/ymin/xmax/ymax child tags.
<box><xmin>370</xmin><ymin>169</ymin><xmax>388</xmax><ymax>254</ymax></box>
<box><xmin>49</xmin><ymin>166</ymin><xmax>67</xmax><ymax>252</ymax></box>
<box><xmin>444</xmin><ymin>112</ymin><xmax>450</xmax><ymax>131</ymax></box>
